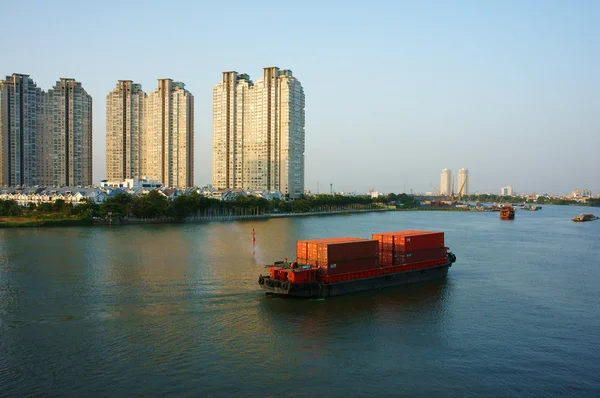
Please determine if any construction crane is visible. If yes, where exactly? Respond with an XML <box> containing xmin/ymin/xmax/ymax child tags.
<box><xmin>430</xmin><ymin>183</ymin><xmax>442</xmax><ymax>196</ymax></box>
<box><xmin>452</xmin><ymin>179</ymin><xmax>467</xmax><ymax>203</ymax></box>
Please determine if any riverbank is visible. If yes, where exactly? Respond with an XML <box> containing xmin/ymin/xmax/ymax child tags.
<box><xmin>94</xmin><ymin>207</ymin><xmax>393</xmax><ymax>225</ymax></box>
<box><xmin>0</xmin><ymin>216</ymin><xmax>93</xmax><ymax>228</ymax></box>
<box><xmin>0</xmin><ymin>204</ymin><xmax>540</xmax><ymax>228</ymax></box>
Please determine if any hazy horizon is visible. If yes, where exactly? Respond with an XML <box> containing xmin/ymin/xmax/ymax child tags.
<box><xmin>1</xmin><ymin>0</ymin><xmax>598</xmax><ymax>195</ymax></box>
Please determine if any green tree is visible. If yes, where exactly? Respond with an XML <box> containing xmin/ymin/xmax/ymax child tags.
<box><xmin>131</xmin><ymin>191</ymin><xmax>169</xmax><ymax>218</ymax></box>
<box><xmin>168</xmin><ymin>195</ymin><xmax>193</xmax><ymax>219</ymax></box>
<box><xmin>38</xmin><ymin>202</ymin><xmax>53</xmax><ymax>213</ymax></box>
<box><xmin>0</xmin><ymin>199</ymin><xmax>22</xmax><ymax>216</ymax></box>
<box><xmin>72</xmin><ymin>199</ymin><xmax>100</xmax><ymax>218</ymax></box>
<box><xmin>100</xmin><ymin>193</ymin><xmax>133</xmax><ymax>219</ymax></box>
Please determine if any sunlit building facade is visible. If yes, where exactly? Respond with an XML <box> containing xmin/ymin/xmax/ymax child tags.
<box><xmin>106</xmin><ymin>81</ymin><xmax>146</xmax><ymax>182</ymax></box>
<box><xmin>440</xmin><ymin>168</ymin><xmax>452</xmax><ymax>195</ymax></box>
<box><xmin>0</xmin><ymin>74</ymin><xmax>43</xmax><ymax>186</ymax></box>
<box><xmin>212</xmin><ymin>67</ymin><xmax>305</xmax><ymax>198</ymax></box>
<box><xmin>143</xmin><ymin>79</ymin><xmax>194</xmax><ymax>188</ymax></box>
<box><xmin>46</xmin><ymin>78</ymin><xmax>93</xmax><ymax>186</ymax></box>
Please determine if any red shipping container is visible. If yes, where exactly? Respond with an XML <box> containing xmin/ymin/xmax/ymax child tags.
<box><xmin>372</xmin><ymin>230</ymin><xmax>423</xmax><ymax>250</ymax></box>
<box><xmin>395</xmin><ymin>247</ymin><xmax>446</xmax><ymax>265</ymax></box>
<box><xmin>374</xmin><ymin>231</ymin><xmax>444</xmax><ymax>251</ymax></box>
<box><xmin>317</xmin><ymin>240</ymin><xmax>378</xmax><ymax>264</ymax></box>
<box><xmin>380</xmin><ymin>247</ymin><xmax>446</xmax><ymax>266</ymax></box>
<box><xmin>319</xmin><ymin>257</ymin><xmax>379</xmax><ymax>275</ymax></box>
<box><xmin>393</xmin><ymin>232</ymin><xmax>444</xmax><ymax>252</ymax></box>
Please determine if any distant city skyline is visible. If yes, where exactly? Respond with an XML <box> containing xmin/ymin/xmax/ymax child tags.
<box><xmin>1</xmin><ymin>1</ymin><xmax>598</xmax><ymax>194</ymax></box>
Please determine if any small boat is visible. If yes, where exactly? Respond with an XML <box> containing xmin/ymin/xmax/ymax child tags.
<box><xmin>500</xmin><ymin>205</ymin><xmax>515</xmax><ymax>220</ymax></box>
<box><xmin>522</xmin><ymin>205</ymin><xmax>542</xmax><ymax>211</ymax></box>
<box><xmin>572</xmin><ymin>214</ymin><xmax>599</xmax><ymax>222</ymax></box>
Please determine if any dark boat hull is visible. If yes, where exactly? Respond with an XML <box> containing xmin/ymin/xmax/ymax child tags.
<box><xmin>258</xmin><ymin>262</ymin><xmax>452</xmax><ymax>298</ymax></box>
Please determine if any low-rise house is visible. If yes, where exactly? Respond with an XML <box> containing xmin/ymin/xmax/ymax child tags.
<box><xmin>159</xmin><ymin>188</ymin><xmax>182</xmax><ymax>200</ymax></box>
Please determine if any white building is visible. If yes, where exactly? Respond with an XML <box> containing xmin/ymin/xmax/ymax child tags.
<box><xmin>500</xmin><ymin>186</ymin><xmax>513</xmax><ymax>196</ymax></box>
<box><xmin>144</xmin><ymin>79</ymin><xmax>194</xmax><ymax>188</ymax></box>
<box><xmin>212</xmin><ymin>67</ymin><xmax>305</xmax><ymax>198</ymax></box>
<box><xmin>100</xmin><ymin>177</ymin><xmax>162</xmax><ymax>189</ymax></box>
<box><xmin>440</xmin><ymin>168</ymin><xmax>452</xmax><ymax>195</ymax></box>
<box><xmin>458</xmin><ymin>168</ymin><xmax>469</xmax><ymax>196</ymax></box>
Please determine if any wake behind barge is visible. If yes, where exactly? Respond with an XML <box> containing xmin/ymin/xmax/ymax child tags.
<box><xmin>258</xmin><ymin>230</ymin><xmax>457</xmax><ymax>298</ymax></box>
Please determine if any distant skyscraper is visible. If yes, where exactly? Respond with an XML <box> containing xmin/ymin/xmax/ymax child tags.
<box><xmin>212</xmin><ymin>67</ymin><xmax>305</xmax><ymax>198</ymax></box>
<box><xmin>458</xmin><ymin>168</ymin><xmax>469</xmax><ymax>196</ymax></box>
<box><xmin>106</xmin><ymin>81</ymin><xmax>146</xmax><ymax>181</ymax></box>
<box><xmin>143</xmin><ymin>79</ymin><xmax>194</xmax><ymax>188</ymax></box>
<box><xmin>0</xmin><ymin>74</ymin><xmax>43</xmax><ymax>186</ymax></box>
<box><xmin>46</xmin><ymin>78</ymin><xmax>93</xmax><ymax>186</ymax></box>
<box><xmin>440</xmin><ymin>168</ymin><xmax>452</xmax><ymax>195</ymax></box>
<box><xmin>500</xmin><ymin>186</ymin><xmax>513</xmax><ymax>196</ymax></box>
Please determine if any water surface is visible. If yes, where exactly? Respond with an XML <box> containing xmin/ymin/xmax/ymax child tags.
<box><xmin>1</xmin><ymin>206</ymin><xmax>599</xmax><ymax>396</ymax></box>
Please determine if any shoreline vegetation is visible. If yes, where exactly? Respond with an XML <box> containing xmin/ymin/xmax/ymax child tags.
<box><xmin>0</xmin><ymin>192</ymin><xmax>596</xmax><ymax>228</ymax></box>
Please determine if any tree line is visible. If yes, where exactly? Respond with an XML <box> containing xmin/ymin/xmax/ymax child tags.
<box><xmin>1</xmin><ymin>191</ymin><xmax>592</xmax><ymax>220</ymax></box>
<box><xmin>0</xmin><ymin>192</ymin><xmax>408</xmax><ymax>220</ymax></box>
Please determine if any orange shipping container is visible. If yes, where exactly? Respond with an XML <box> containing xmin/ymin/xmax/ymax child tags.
<box><xmin>296</xmin><ymin>257</ymin><xmax>318</xmax><ymax>266</ymax></box>
<box><xmin>296</xmin><ymin>241</ymin><xmax>308</xmax><ymax>259</ymax></box>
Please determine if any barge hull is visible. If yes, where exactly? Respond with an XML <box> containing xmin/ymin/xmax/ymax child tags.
<box><xmin>258</xmin><ymin>262</ymin><xmax>451</xmax><ymax>298</ymax></box>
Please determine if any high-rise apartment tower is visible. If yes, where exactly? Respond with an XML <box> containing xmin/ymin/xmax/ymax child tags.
<box><xmin>47</xmin><ymin>78</ymin><xmax>93</xmax><ymax>186</ymax></box>
<box><xmin>143</xmin><ymin>79</ymin><xmax>194</xmax><ymax>188</ymax></box>
<box><xmin>106</xmin><ymin>81</ymin><xmax>146</xmax><ymax>181</ymax></box>
<box><xmin>0</xmin><ymin>74</ymin><xmax>43</xmax><ymax>186</ymax></box>
<box><xmin>440</xmin><ymin>168</ymin><xmax>453</xmax><ymax>195</ymax></box>
<box><xmin>212</xmin><ymin>67</ymin><xmax>305</xmax><ymax>198</ymax></box>
<box><xmin>0</xmin><ymin>74</ymin><xmax>92</xmax><ymax>187</ymax></box>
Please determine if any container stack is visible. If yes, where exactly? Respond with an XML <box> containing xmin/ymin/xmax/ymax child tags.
<box><xmin>296</xmin><ymin>237</ymin><xmax>379</xmax><ymax>275</ymax></box>
<box><xmin>372</xmin><ymin>230</ymin><xmax>446</xmax><ymax>266</ymax></box>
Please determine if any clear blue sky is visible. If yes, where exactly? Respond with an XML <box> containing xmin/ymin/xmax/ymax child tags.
<box><xmin>1</xmin><ymin>0</ymin><xmax>598</xmax><ymax>195</ymax></box>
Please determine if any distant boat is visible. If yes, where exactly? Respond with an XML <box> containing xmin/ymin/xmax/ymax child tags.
<box><xmin>522</xmin><ymin>205</ymin><xmax>542</xmax><ymax>211</ymax></box>
<box><xmin>500</xmin><ymin>205</ymin><xmax>515</xmax><ymax>220</ymax></box>
<box><xmin>572</xmin><ymin>214</ymin><xmax>599</xmax><ymax>222</ymax></box>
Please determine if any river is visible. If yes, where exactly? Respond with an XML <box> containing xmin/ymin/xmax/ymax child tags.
<box><xmin>1</xmin><ymin>205</ymin><xmax>599</xmax><ymax>396</ymax></box>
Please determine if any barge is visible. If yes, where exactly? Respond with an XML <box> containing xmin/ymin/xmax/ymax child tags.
<box><xmin>572</xmin><ymin>213</ymin><xmax>599</xmax><ymax>222</ymax></box>
<box><xmin>258</xmin><ymin>230</ymin><xmax>456</xmax><ymax>298</ymax></box>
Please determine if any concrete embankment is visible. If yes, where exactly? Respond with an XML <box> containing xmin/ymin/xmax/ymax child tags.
<box><xmin>94</xmin><ymin>208</ymin><xmax>392</xmax><ymax>226</ymax></box>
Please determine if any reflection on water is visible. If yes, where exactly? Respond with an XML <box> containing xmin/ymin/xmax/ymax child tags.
<box><xmin>258</xmin><ymin>280</ymin><xmax>452</xmax><ymax>358</ymax></box>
